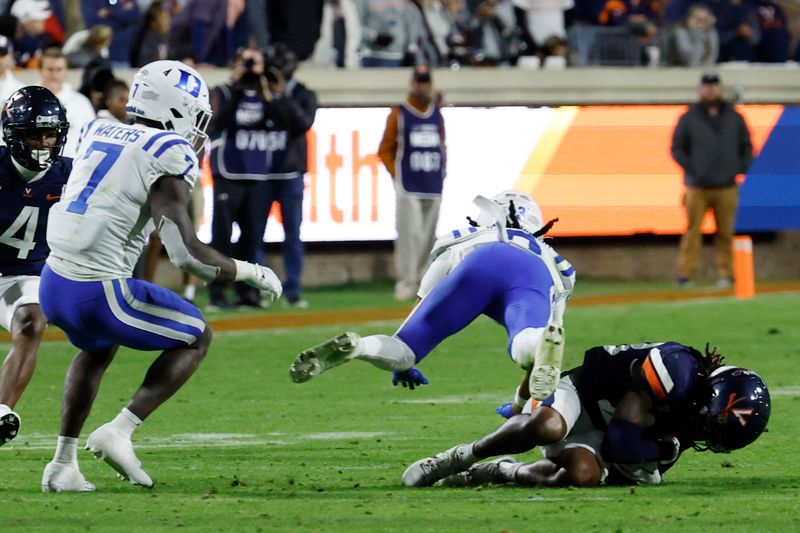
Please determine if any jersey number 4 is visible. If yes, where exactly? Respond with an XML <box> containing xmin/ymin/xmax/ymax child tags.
<box><xmin>0</xmin><ymin>206</ymin><xmax>39</xmax><ymax>259</ymax></box>
<box><xmin>67</xmin><ymin>141</ymin><xmax>124</xmax><ymax>215</ymax></box>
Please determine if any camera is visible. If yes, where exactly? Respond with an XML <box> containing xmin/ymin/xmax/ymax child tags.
<box><xmin>242</xmin><ymin>57</ymin><xmax>256</xmax><ymax>71</ymax></box>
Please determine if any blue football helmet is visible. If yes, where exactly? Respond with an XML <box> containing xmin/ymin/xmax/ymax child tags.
<box><xmin>688</xmin><ymin>366</ymin><xmax>770</xmax><ymax>453</ymax></box>
<box><xmin>2</xmin><ymin>86</ymin><xmax>69</xmax><ymax>171</ymax></box>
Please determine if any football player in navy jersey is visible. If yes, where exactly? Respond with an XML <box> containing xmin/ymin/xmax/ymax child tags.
<box><xmin>0</xmin><ymin>86</ymin><xmax>71</xmax><ymax>446</ymax></box>
<box><xmin>402</xmin><ymin>342</ymin><xmax>771</xmax><ymax>488</ymax></box>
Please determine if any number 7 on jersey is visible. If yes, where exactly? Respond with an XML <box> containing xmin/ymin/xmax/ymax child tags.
<box><xmin>67</xmin><ymin>141</ymin><xmax>124</xmax><ymax>215</ymax></box>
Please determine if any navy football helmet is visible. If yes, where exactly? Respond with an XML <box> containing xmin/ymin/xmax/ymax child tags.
<box><xmin>687</xmin><ymin>366</ymin><xmax>770</xmax><ymax>453</ymax></box>
<box><xmin>2</xmin><ymin>86</ymin><xmax>69</xmax><ymax>171</ymax></box>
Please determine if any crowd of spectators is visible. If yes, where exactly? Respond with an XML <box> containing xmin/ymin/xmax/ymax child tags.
<box><xmin>0</xmin><ymin>0</ymin><xmax>798</xmax><ymax>79</ymax></box>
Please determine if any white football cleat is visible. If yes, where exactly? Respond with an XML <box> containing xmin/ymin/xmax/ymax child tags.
<box><xmin>0</xmin><ymin>409</ymin><xmax>21</xmax><ymax>447</ymax></box>
<box><xmin>86</xmin><ymin>424</ymin><xmax>153</xmax><ymax>488</ymax></box>
<box><xmin>289</xmin><ymin>332</ymin><xmax>361</xmax><ymax>383</ymax></box>
<box><xmin>42</xmin><ymin>461</ymin><xmax>96</xmax><ymax>492</ymax></box>
<box><xmin>529</xmin><ymin>323</ymin><xmax>564</xmax><ymax>401</ymax></box>
<box><xmin>402</xmin><ymin>444</ymin><xmax>473</xmax><ymax>487</ymax></box>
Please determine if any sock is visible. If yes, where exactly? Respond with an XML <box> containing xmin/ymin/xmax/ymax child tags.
<box><xmin>109</xmin><ymin>408</ymin><xmax>142</xmax><ymax>438</ymax></box>
<box><xmin>454</xmin><ymin>443</ymin><xmax>478</xmax><ymax>468</ymax></box>
<box><xmin>355</xmin><ymin>335</ymin><xmax>415</xmax><ymax>371</ymax></box>
<box><xmin>498</xmin><ymin>460</ymin><xmax>524</xmax><ymax>482</ymax></box>
<box><xmin>183</xmin><ymin>284</ymin><xmax>196</xmax><ymax>301</ymax></box>
<box><xmin>0</xmin><ymin>403</ymin><xmax>11</xmax><ymax>417</ymax></box>
<box><xmin>54</xmin><ymin>436</ymin><xmax>79</xmax><ymax>464</ymax></box>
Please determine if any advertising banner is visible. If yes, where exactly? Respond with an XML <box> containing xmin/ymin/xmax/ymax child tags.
<box><xmin>197</xmin><ymin>105</ymin><xmax>797</xmax><ymax>242</ymax></box>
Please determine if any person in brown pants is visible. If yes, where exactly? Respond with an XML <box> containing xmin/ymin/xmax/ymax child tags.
<box><xmin>671</xmin><ymin>73</ymin><xmax>753</xmax><ymax>287</ymax></box>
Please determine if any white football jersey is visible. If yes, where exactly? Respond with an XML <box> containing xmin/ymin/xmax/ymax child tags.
<box><xmin>46</xmin><ymin>119</ymin><xmax>200</xmax><ymax>280</ymax></box>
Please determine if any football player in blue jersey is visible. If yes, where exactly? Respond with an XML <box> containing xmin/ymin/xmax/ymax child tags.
<box><xmin>0</xmin><ymin>86</ymin><xmax>71</xmax><ymax>447</ymax></box>
<box><xmin>290</xmin><ymin>191</ymin><xmax>576</xmax><ymax>401</ymax></box>
<box><xmin>402</xmin><ymin>342</ymin><xmax>771</xmax><ymax>488</ymax></box>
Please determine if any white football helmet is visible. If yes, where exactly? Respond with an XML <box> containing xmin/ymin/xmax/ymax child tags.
<box><xmin>126</xmin><ymin>60</ymin><xmax>212</xmax><ymax>151</ymax></box>
<box><xmin>477</xmin><ymin>190</ymin><xmax>544</xmax><ymax>235</ymax></box>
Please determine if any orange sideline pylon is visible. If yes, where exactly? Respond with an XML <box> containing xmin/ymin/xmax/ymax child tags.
<box><xmin>733</xmin><ymin>235</ymin><xmax>755</xmax><ymax>300</ymax></box>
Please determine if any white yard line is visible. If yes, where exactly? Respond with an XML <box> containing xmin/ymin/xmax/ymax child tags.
<box><xmin>392</xmin><ymin>393</ymin><xmax>510</xmax><ymax>404</ymax></box>
<box><xmin>1</xmin><ymin>431</ymin><xmax>395</xmax><ymax>452</ymax></box>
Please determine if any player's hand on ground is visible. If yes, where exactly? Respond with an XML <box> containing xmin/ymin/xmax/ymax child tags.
<box><xmin>495</xmin><ymin>402</ymin><xmax>514</xmax><ymax>419</ymax></box>
<box><xmin>392</xmin><ymin>368</ymin><xmax>429</xmax><ymax>390</ymax></box>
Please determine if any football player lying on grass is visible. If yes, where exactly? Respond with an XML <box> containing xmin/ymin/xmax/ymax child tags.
<box><xmin>402</xmin><ymin>342</ymin><xmax>770</xmax><ymax>488</ymax></box>
<box><xmin>290</xmin><ymin>191</ymin><xmax>575</xmax><ymax>401</ymax></box>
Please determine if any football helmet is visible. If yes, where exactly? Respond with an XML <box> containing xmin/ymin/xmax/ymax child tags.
<box><xmin>126</xmin><ymin>60</ymin><xmax>212</xmax><ymax>152</ymax></box>
<box><xmin>2</xmin><ymin>86</ymin><xmax>68</xmax><ymax>171</ymax></box>
<box><xmin>687</xmin><ymin>366</ymin><xmax>770</xmax><ymax>453</ymax></box>
<box><xmin>476</xmin><ymin>190</ymin><xmax>543</xmax><ymax>235</ymax></box>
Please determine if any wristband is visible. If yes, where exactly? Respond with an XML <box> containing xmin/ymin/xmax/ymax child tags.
<box><xmin>233</xmin><ymin>259</ymin><xmax>255</xmax><ymax>282</ymax></box>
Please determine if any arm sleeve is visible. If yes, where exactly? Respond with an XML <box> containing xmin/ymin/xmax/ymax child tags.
<box><xmin>602</xmin><ymin>419</ymin><xmax>676</xmax><ymax>464</ymax></box>
<box><xmin>274</xmin><ymin>88</ymin><xmax>318</xmax><ymax>135</ymax></box>
<box><xmin>378</xmin><ymin>107</ymin><xmax>400</xmax><ymax>177</ymax></box>
<box><xmin>671</xmin><ymin>114</ymin><xmax>693</xmax><ymax>173</ymax></box>
<box><xmin>417</xmin><ymin>251</ymin><xmax>455</xmax><ymax>299</ymax></box>
<box><xmin>738</xmin><ymin>112</ymin><xmax>754</xmax><ymax>173</ymax></box>
<box><xmin>671</xmin><ymin>27</ymin><xmax>693</xmax><ymax>65</ymax></box>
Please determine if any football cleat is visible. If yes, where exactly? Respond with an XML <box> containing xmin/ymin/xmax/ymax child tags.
<box><xmin>402</xmin><ymin>444</ymin><xmax>472</xmax><ymax>487</ymax></box>
<box><xmin>439</xmin><ymin>456</ymin><xmax>520</xmax><ymax>487</ymax></box>
<box><xmin>529</xmin><ymin>323</ymin><xmax>564</xmax><ymax>400</ymax></box>
<box><xmin>289</xmin><ymin>332</ymin><xmax>361</xmax><ymax>383</ymax></box>
<box><xmin>42</xmin><ymin>461</ymin><xmax>96</xmax><ymax>492</ymax></box>
<box><xmin>86</xmin><ymin>424</ymin><xmax>153</xmax><ymax>488</ymax></box>
<box><xmin>0</xmin><ymin>410</ymin><xmax>21</xmax><ymax>447</ymax></box>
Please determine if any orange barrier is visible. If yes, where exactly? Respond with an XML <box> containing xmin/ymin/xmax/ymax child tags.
<box><xmin>733</xmin><ymin>236</ymin><xmax>756</xmax><ymax>300</ymax></box>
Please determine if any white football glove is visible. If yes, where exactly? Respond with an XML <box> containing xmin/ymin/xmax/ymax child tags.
<box><xmin>233</xmin><ymin>260</ymin><xmax>283</xmax><ymax>302</ymax></box>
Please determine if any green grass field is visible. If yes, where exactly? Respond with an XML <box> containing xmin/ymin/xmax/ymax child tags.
<box><xmin>2</xmin><ymin>285</ymin><xmax>799</xmax><ymax>532</ymax></box>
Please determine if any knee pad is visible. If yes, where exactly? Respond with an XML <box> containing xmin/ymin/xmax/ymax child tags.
<box><xmin>510</xmin><ymin>327</ymin><xmax>545</xmax><ymax>369</ymax></box>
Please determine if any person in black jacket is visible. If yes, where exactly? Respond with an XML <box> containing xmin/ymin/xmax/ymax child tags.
<box><xmin>208</xmin><ymin>47</ymin><xmax>308</xmax><ymax>309</ymax></box>
<box><xmin>261</xmin><ymin>43</ymin><xmax>317</xmax><ymax>308</ymax></box>
<box><xmin>671</xmin><ymin>73</ymin><xmax>753</xmax><ymax>288</ymax></box>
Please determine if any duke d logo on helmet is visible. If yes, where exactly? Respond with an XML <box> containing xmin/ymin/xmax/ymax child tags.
<box><xmin>174</xmin><ymin>70</ymin><xmax>202</xmax><ymax>98</ymax></box>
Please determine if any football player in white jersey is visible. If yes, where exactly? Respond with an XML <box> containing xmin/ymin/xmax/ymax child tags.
<box><xmin>38</xmin><ymin>61</ymin><xmax>282</xmax><ymax>492</ymax></box>
<box><xmin>290</xmin><ymin>191</ymin><xmax>575</xmax><ymax>401</ymax></box>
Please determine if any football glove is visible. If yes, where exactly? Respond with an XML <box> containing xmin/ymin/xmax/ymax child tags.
<box><xmin>234</xmin><ymin>260</ymin><xmax>283</xmax><ymax>302</ymax></box>
<box><xmin>392</xmin><ymin>368</ymin><xmax>429</xmax><ymax>390</ymax></box>
<box><xmin>496</xmin><ymin>402</ymin><xmax>514</xmax><ymax>419</ymax></box>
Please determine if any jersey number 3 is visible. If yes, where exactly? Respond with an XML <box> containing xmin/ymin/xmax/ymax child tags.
<box><xmin>0</xmin><ymin>206</ymin><xmax>39</xmax><ymax>259</ymax></box>
<box><xmin>67</xmin><ymin>141</ymin><xmax>124</xmax><ymax>215</ymax></box>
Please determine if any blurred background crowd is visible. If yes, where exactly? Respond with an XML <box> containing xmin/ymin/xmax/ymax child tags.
<box><xmin>1</xmin><ymin>0</ymin><xmax>799</xmax><ymax>77</ymax></box>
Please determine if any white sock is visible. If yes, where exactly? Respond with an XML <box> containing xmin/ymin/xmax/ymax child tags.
<box><xmin>53</xmin><ymin>436</ymin><xmax>79</xmax><ymax>464</ymax></box>
<box><xmin>355</xmin><ymin>335</ymin><xmax>416</xmax><ymax>371</ymax></box>
<box><xmin>454</xmin><ymin>443</ymin><xmax>478</xmax><ymax>467</ymax></box>
<box><xmin>0</xmin><ymin>403</ymin><xmax>11</xmax><ymax>417</ymax></box>
<box><xmin>183</xmin><ymin>284</ymin><xmax>196</xmax><ymax>301</ymax></box>
<box><xmin>498</xmin><ymin>460</ymin><xmax>523</xmax><ymax>481</ymax></box>
<box><xmin>109</xmin><ymin>408</ymin><xmax>142</xmax><ymax>438</ymax></box>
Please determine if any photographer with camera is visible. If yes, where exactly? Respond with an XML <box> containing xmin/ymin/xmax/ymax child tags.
<box><xmin>207</xmin><ymin>47</ymin><xmax>311</xmax><ymax>309</ymax></box>
<box><xmin>258</xmin><ymin>43</ymin><xmax>317</xmax><ymax>309</ymax></box>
